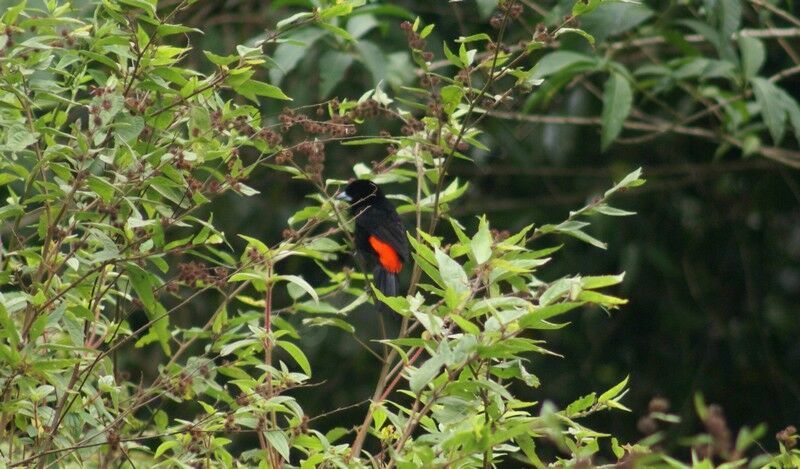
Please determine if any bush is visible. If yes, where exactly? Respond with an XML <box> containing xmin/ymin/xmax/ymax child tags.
<box><xmin>1</xmin><ymin>0</ymin><xmax>798</xmax><ymax>467</ymax></box>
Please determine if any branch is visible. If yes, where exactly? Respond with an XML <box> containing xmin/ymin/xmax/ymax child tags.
<box><xmin>486</xmin><ymin>111</ymin><xmax>800</xmax><ymax>168</ymax></box>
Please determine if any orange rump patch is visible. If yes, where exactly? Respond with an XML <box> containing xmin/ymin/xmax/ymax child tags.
<box><xmin>368</xmin><ymin>235</ymin><xmax>403</xmax><ymax>273</ymax></box>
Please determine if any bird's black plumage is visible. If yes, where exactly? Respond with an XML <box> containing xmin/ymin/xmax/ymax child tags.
<box><xmin>338</xmin><ymin>180</ymin><xmax>408</xmax><ymax>300</ymax></box>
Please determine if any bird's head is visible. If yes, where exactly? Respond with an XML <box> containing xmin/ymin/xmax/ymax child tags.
<box><xmin>336</xmin><ymin>179</ymin><xmax>383</xmax><ymax>208</ymax></box>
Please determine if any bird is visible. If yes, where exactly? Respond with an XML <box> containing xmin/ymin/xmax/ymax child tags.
<box><xmin>336</xmin><ymin>180</ymin><xmax>409</xmax><ymax>300</ymax></box>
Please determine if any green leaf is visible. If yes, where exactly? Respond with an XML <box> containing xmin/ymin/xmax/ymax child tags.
<box><xmin>264</xmin><ymin>431</ymin><xmax>290</xmax><ymax>461</ymax></box>
<box><xmin>457</xmin><ymin>33</ymin><xmax>492</xmax><ymax>43</ymax></box>
<box><xmin>531</xmin><ymin>51</ymin><xmax>596</xmax><ymax>80</ymax></box>
<box><xmin>0</xmin><ymin>173</ymin><xmax>19</xmax><ymax>186</ymax></box>
<box><xmin>593</xmin><ymin>204</ymin><xmax>636</xmax><ymax>216</ymax></box>
<box><xmin>319</xmin><ymin>21</ymin><xmax>356</xmax><ymax>43</ymax></box>
<box><xmin>3</xmin><ymin>124</ymin><xmax>38</xmax><ymax>152</ymax></box>
<box><xmin>434</xmin><ymin>247</ymin><xmax>470</xmax><ymax>294</ymax></box>
<box><xmin>276</xmin><ymin>275</ymin><xmax>319</xmax><ymax>306</ymax></box>
<box><xmin>234</xmin><ymin>80</ymin><xmax>292</xmax><ymax>103</ymax></box>
<box><xmin>554</xmin><ymin>28</ymin><xmax>595</xmax><ymax>46</ymax></box>
<box><xmin>2</xmin><ymin>0</ymin><xmax>27</xmax><ymax>24</ymax></box>
<box><xmin>580</xmin><ymin>3</ymin><xmax>654</xmax><ymax>43</ymax></box>
<box><xmin>154</xmin><ymin>410</ymin><xmax>168</xmax><ymax>431</ymax></box>
<box><xmin>577</xmin><ymin>290</ymin><xmax>628</xmax><ymax>305</ymax></box>
<box><xmin>319</xmin><ymin>51</ymin><xmax>354</xmax><ymax>98</ymax></box>
<box><xmin>276</xmin><ymin>340</ymin><xmax>312</xmax><ymax>376</ymax></box>
<box><xmin>126</xmin><ymin>264</ymin><xmax>171</xmax><ymax>355</ymax></box>
<box><xmin>751</xmin><ymin>77</ymin><xmax>787</xmax><ymax>144</ymax></box>
<box><xmin>470</xmin><ymin>216</ymin><xmax>492</xmax><ymax>264</ymax></box>
<box><xmin>784</xmin><ymin>94</ymin><xmax>800</xmax><ymax>146</ymax></box>
<box><xmin>204</xmin><ymin>51</ymin><xmax>237</xmax><ymax>66</ymax></box>
<box><xmin>738</xmin><ymin>36</ymin><xmax>765</xmax><ymax>79</ymax></box>
<box><xmin>409</xmin><ymin>352</ymin><xmax>446</xmax><ymax>394</ymax></box>
<box><xmin>573</xmin><ymin>0</ymin><xmax>602</xmax><ymax>16</ymax></box>
<box><xmin>356</xmin><ymin>40</ymin><xmax>387</xmax><ymax>84</ymax></box>
<box><xmin>347</xmin><ymin>14</ymin><xmax>379</xmax><ymax>39</ymax></box>
<box><xmin>270</xmin><ymin>28</ymin><xmax>326</xmax><ymax>83</ymax></box>
<box><xmin>443</xmin><ymin>41</ymin><xmax>463</xmax><ymax>68</ymax></box>
<box><xmin>599</xmin><ymin>375</ymin><xmax>629</xmax><ymax>403</ymax></box>
<box><xmin>154</xmin><ymin>440</ymin><xmax>178</xmax><ymax>458</ymax></box>
<box><xmin>611</xmin><ymin>437</ymin><xmax>624</xmax><ymax>459</ymax></box>
<box><xmin>238</xmin><ymin>234</ymin><xmax>270</xmax><ymax>254</ymax></box>
<box><xmin>372</xmin><ymin>286</ymin><xmax>410</xmax><ymax>316</ymax></box>
<box><xmin>581</xmin><ymin>273</ymin><xmax>625</xmax><ymax>289</ymax></box>
<box><xmin>0</xmin><ymin>303</ymin><xmax>20</xmax><ymax>351</ymax></box>
<box><xmin>276</xmin><ymin>11</ymin><xmax>314</xmax><ymax>29</ymax></box>
<box><xmin>601</xmin><ymin>72</ymin><xmax>633</xmax><ymax>150</ymax></box>
<box><xmin>519</xmin><ymin>302</ymin><xmax>584</xmax><ymax>328</ymax></box>
<box><xmin>114</xmin><ymin>114</ymin><xmax>144</xmax><ymax>143</ymax></box>
<box><xmin>118</xmin><ymin>0</ymin><xmax>156</xmax><ymax>17</ymax></box>
<box><xmin>440</xmin><ymin>84</ymin><xmax>464</xmax><ymax>115</ymax></box>
<box><xmin>458</xmin><ymin>43</ymin><xmax>476</xmax><ymax>67</ymax></box>
<box><xmin>539</xmin><ymin>278</ymin><xmax>581</xmax><ymax>306</ymax></box>
<box><xmin>604</xmin><ymin>167</ymin><xmax>645</xmax><ymax>197</ymax></box>
<box><xmin>566</xmin><ymin>392</ymin><xmax>596</xmax><ymax>416</ymax></box>
<box><xmin>516</xmin><ymin>434</ymin><xmax>545</xmax><ymax>467</ymax></box>
<box><xmin>220</xmin><ymin>338</ymin><xmax>259</xmax><ymax>357</ymax></box>
<box><xmin>157</xmin><ymin>23</ymin><xmax>202</xmax><ymax>37</ymax></box>
<box><xmin>88</xmin><ymin>176</ymin><xmax>115</xmax><ymax>203</ymax></box>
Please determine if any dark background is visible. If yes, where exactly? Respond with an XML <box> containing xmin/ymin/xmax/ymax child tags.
<box><xmin>118</xmin><ymin>0</ymin><xmax>800</xmax><ymax>456</ymax></box>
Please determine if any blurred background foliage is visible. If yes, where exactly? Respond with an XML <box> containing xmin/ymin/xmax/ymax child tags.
<box><xmin>170</xmin><ymin>0</ymin><xmax>800</xmax><ymax>453</ymax></box>
<box><xmin>4</xmin><ymin>0</ymin><xmax>799</xmax><ymax>460</ymax></box>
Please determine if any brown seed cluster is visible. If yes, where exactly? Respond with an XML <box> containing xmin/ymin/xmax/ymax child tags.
<box><xmin>211</xmin><ymin>110</ymin><xmax>227</xmax><ymax>132</ymax></box>
<box><xmin>297</xmin><ymin>140</ymin><xmax>326</xmax><ymax>182</ymax></box>
<box><xmin>224</xmin><ymin>412</ymin><xmax>238</xmax><ymax>432</ymax></box>
<box><xmin>97</xmin><ymin>202</ymin><xmax>119</xmax><ymax>217</ymax></box>
<box><xmin>491</xmin><ymin>1</ymin><xmax>523</xmax><ymax>28</ymax></box>
<box><xmin>186</xmin><ymin>176</ymin><xmax>203</xmax><ymax>193</ymax></box>
<box><xmin>226</xmin><ymin>147</ymin><xmax>240</xmax><ymax>171</ymax></box>
<box><xmin>256</xmin><ymin>127</ymin><xmax>283</xmax><ymax>147</ymax></box>
<box><xmin>400</xmin><ymin>21</ymin><xmax>434</xmax><ymax>61</ymax></box>
<box><xmin>501</xmin><ymin>1</ymin><xmax>524</xmax><ymax>18</ymax></box>
<box><xmin>636</xmin><ymin>396</ymin><xmax>671</xmax><ymax>436</ymax></box>
<box><xmin>486</xmin><ymin>41</ymin><xmax>511</xmax><ymax>55</ymax></box>
<box><xmin>777</xmin><ymin>425</ymin><xmax>797</xmax><ymax>449</ymax></box>
<box><xmin>125</xmin><ymin>92</ymin><xmax>153</xmax><ymax>115</ymax></box>
<box><xmin>426</xmin><ymin>100</ymin><xmax>443</xmax><ymax>121</ymax></box>
<box><xmin>231</xmin><ymin>115</ymin><xmax>258</xmax><ymax>136</ymax></box>
<box><xmin>694</xmin><ymin>404</ymin><xmax>733</xmax><ymax>460</ymax></box>
<box><xmin>447</xmin><ymin>135</ymin><xmax>469</xmax><ymax>152</ymax></box>
<box><xmin>491</xmin><ymin>229</ymin><xmax>511</xmax><ymax>241</ymax></box>
<box><xmin>172</xmin><ymin>147</ymin><xmax>192</xmax><ymax>170</ymax></box>
<box><xmin>279</xmin><ymin>107</ymin><xmax>356</xmax><ymax>137</ymax></box>
<box><xmin>419</xmin><ymin>74</ymin><xmax>441</xmax><ymax>89</ymax></box>
<box><xmin>534</xmin><ymin>23</ymin><xmax>550</xmax><ymax>42</ymax></box>
<box><xmin>400</xmin><ymin>21</ymin><xmax>423</xmax><ymax>49</ymax></box>
<box><xmin>350</xmin><ymin>99</ymin><xmax>382</xmax><ymax>120</ymax></box>
<box><xmin>401</xmin><ymin>118</ymin><xmax>424</xmax><ymax>136</ymax></box>
<box><xmin>246</xmin><ymin>248</ymin><xmax>266</xmax><ymax>264</ymax></box>
<box><xmin>3</xmin><ymin>26</ymin><xmax>14</xmax><ymax>49</ymax></box>
<box><xmin>455</xmin><ymin>67</ymin><xmax>473</xmax><ymax>84</ymax></box>
<box><xmin>275</xmin><ymin>149</ymin><xmax>294</xmax><ymax>164</ymax></box>
<box><xmin>106</xmin><ymin>428</ymin><xmax>120</xmax><ymax>452</ymax></box>
<box><xmin>177</xmin><ymin>261</ymin><xmax>229</xmax><ymax>287</ymax></box>
<box><xmin>256</xmin><ymin>415</ymin><xmax>268</xmax><ymax>432</ymax></box>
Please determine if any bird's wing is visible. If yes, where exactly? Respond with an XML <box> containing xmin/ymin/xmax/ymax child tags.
<box><xmin>356</xmin><ymin>207</ymin><xmax>409</xmax><ymax>263</ymax></box>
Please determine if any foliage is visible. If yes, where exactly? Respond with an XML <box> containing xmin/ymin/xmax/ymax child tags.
<box><xmin>0</xmin><ymin>0</ymin><xmax>798</xmax><ymax>468</ymax></box>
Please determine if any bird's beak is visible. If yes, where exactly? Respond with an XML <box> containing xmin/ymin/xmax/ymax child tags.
<box><xmin>335</xmin><ymin>192</ymin><xmax>352</xmax><ymax>202</ymax></box>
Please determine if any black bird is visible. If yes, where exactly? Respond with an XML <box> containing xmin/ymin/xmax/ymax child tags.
<box><xmin>336</xmin><ymin>180</ymin><xmax>409</xmax><ymax>299</ymax></box>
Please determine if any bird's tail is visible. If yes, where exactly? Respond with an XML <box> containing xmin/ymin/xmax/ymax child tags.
<box><xmin>374</xmin><ymin>266</ymin><xmax>399</xmax><ymax>310</ymax></box>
